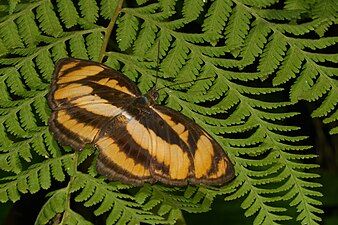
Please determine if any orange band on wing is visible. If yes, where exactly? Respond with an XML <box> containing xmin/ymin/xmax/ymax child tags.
<box><xmin>95</xmin><ymin>78</ymin><xmax>135</xmax><ymax>96</ymax></box>
<box><xmin>97</xmin><ymin>137</ymin><xmax>150</xmax><ymax>177</ymax></box>
<box><xmin>54</xmin><ymin>84</ymin><xmax>93</xmax><ymax>100</ymax></box>
<box><xmin>59</xmin><ymin>61</ymin><xmax>80</xmax><ymax>76</ymax></box>
<box><xmin>57</xmin><ymin>65</ymin><xmax>105</xmax><ymax>84</ymax></box>
<box><xmin>56</xmin><ymin>110</ymin><xmax>99</xmax><ymax>142</ymax></box>
<box><xmin>125</xmin><ymin>118</ymin><xmax>190</xmax><ymax>180</ymax></box>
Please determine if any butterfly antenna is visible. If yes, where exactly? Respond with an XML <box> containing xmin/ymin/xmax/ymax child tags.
<box><xmin>155</xmin><ymin>40</ymin><xmax>160</xmax><ymax>88</ymax></box>
<box><xmin>156</xmin><ymin>76</ymin><xmax>214</xmax><ymax>91</ymax></box>
<box><xmin>152</xmin><ymin>40</ymin><xmax>212</xmax><ymax>93</ymax></box>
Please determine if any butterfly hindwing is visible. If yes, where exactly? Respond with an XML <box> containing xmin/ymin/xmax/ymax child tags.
<box><xmin>48</xmin><ymin>58</ymin><xmax>234</xmax><ymax>186</ymax></box>
<box><xmin>151</xmin><ymin>106</ymin><xmax>234</xmax><ymax>185</ymax></box>
<box><xmin>126</xmin><ymin>106</ymin><xmax>194</xmax><ymax>185</ymax></box>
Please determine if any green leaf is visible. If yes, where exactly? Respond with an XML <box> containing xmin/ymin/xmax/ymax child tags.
<box><xmin>225</xmin><ymin>4</ymin><xmax>251</xmax><ymax>56</ymax></box>
<box><xmin>203</xmin><ymin>0</ymin><xmax>233</xmax><ymax>43</ymax></box>
<box><xmin>100</xmin><ymin>0</ymin><xmax>119</xmax><ymax>19</ymax></box>
<box><xmin>0</xmin><ymin>1</ymin><xmax>331</xmax><ymax>225</ymax></box>
<box><xmin>79</xmin><ymin>0</ymin><xmax>99</xmax><ymax>24</ymax></box>
<box><xmin>116</xmin><ymin>13</ymin><xmax>139</xmax><ymax>51</ymax></box>
<box><xmin>36</xmin><ymin>1</ymin><xmax>63</xmax><ymax>37</ymax></box>
<box><xmin>57</xmin><ymin>0</ymin><xmax>79</xmax><ymax>28</ymax></box>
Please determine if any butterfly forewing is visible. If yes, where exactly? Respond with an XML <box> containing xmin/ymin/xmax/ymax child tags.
<box><xmin>48</xmin><ymin>58</ymin><xmax>234</xmax><ymax>186</ymax></box>
<box><xmin>48</xmin><ymin>58</ymin><xmax>140</xmax><ymax>150</ymax></box>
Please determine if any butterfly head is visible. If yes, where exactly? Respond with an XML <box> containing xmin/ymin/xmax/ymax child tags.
<box><xmin>148</xmin><ymin>88</ymin><xmax>159</xmax><ymax>101</ymax></box>
<box><xmin>141</xmin><ymin>88</ymin><xmax>159</xmax><ymax>106</ymax></box>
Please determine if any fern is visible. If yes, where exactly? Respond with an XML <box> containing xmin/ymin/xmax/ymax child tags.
<box><xmin>0</xmin><ymin>0</ymin><xmax>335</xmax><ymax>225</ymax></box>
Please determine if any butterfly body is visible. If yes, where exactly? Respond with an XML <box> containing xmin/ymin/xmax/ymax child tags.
<box><xmin>48</xmin><ymin>58</ymin><xmax>234</xmax><ymax>186</ymax></box>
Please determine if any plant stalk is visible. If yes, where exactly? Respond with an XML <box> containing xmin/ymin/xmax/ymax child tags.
<box><xmin>99</xmin><ymin>0</ymin><xmax>125</xmax><ymax>62</ymax></box>
<box><xmin>176</xmin><ymin>210</ymin><xmax>187</xmax><ymax>225</ymax></box>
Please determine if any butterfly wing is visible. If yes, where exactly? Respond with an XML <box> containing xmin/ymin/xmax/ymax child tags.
<box><xmin>149</xmin><ymin>105</ymin><xmax>235</xmax><ymax>185</ymax></box>
<box><xmin>48</xmin><ymin>58</ymin><xmax>234</xmax><ymax>186</ymax></box>
<box><xmin>48</xmin><ymin>58</ymin><xmax>141</xmax><ymax>150</ymax></box>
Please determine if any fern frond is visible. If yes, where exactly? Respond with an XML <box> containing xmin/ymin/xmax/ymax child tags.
<box><xmin>0</xmin><ymin>20</ymin><xmax>24</xmax><ymax>49</ymax></box>
<box><xmin>69</xmin><ymin>35</ymin><xmax>89</xmax><ymax>59</ymax></box>
<box><xmin>182</xmin><ymin>0</ymin><xmax>205</xmax><ymax>21</ymax></box>
<box><xmin>0</xmin><ymin>154</ymin><xmax>73</xmax><ymax>202</ymax></box>
<box><xmin>57</xmin><ymin>0</ymin><xmax>79</xmax><ymax>28</ymax></box>
<box><xmin>225</xmin><ymin>4</ymin><xmax>251</xmax><ymax>56</ymax></box>
<box><xmin>35</xmin><ymin>188</ymin><xmax>67</xmax><ymax>225</ymax></box>
<box><xmin>273</xmin><ymin>48</ymin><xmax>303</xmax><ymax>86</ymax></box>
<box><xmin>86</xmin><ymin>31</ymin><xmax>104</xmax><ymax>61</ymax></box>
<box><xmin>20</xmin><ymin>61</ymin><xmax>46</xmax><ymax>90</ymax></box>
<box><xmin>0</xmin><ymin>1</ymin><xmax>332</xmax><ymax>225</ymax></box>
<box><xmin>133</xmin><ymin>20</ymin><xmax>158</xmax><ymax>56</ymax></box>
<box><xmin>239</xmin><ymin>20</ymin><xmax>270</xmax><ymax>67</ymax></box>
<box><xmin>35</xmin><ymin>50</ymin><xmax>55</xmax><ymax>82</ymax></box>
<box><xmin>175</xmin><ymin>53</ymin><xmax>202</xmax><ymax>84</ymax></box>
<box><xmin>36</xmin><ymin>1</ymin><xmax>63</xmax><ymax>37</ymax></box>
<box><xmin>203</xmin><ymin>0</ymin><xmax>233</xmax><ymax>43</ymax></box>
<box><xmin>71</xmin><ymin>173</ymin><xmax>168</xmax><ymax>224</ymax></box>
<box><xmin>136</xmin><ymin>184</ymin><xmax>213</xmax><ymax>222</ymax></box>
<box><xmin>116</xmin><ymin>13</ymin><xmax>139</xmax><ymax>51</ymax></box>
<box><xmin>16</xmin><ymin>11</ymin><xmax>40</xmax><ymax>46</ymax></box>
<box><xmin>100</xmin><ymin>0</ymin><xmax>119</xmax><ymax>19</ymax></box>
<box><xmin>161</xmin><ymin>40</ymin><xmax>189</xmax><ymax>78</ymax></box>
<box><xmin>236</xmin><ymin>0</ymin><xmax>338</xmax><ymax>136</ymax></box>
<box><xmin>255</xmin><ymin>8</ymin><xmax>303</xmax><ymax>20</ymax></box>
<box><xmin>292</xmin><ymin>37</ymin><xmax>338</xmax><ymax>50</ymax></box>
<box><xmin>51</xmin><ymin>42</ymin><xmax>69</xmax><ymax>60</ymax></box>
<box><xmin>79</xmin><ymin>0</ymin><xmax>99</xmax><ymax>24</ymax></box>
<box><xmin>258</xmin><ymin>33</ymin><xmax>287</xmax><ymax>76</ymax></box>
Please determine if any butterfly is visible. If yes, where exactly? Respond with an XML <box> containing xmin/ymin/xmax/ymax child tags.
<box><xmin>48</xmin><ymin>58</ymin><xmax>234</xmax><ymax>186</ymax></box>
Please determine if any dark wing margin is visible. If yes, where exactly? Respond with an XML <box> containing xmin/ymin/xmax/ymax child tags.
<box><xmin>151</xmin><ymin>105</ymin><xmax>235</xmax><ymax>186</ymax></box>
<box><xmin>48</xmin><ymin>58</ymin><xmax>140</xmax><ymax>150</ymax></box>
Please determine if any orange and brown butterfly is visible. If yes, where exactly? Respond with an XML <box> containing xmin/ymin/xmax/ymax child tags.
<box><xmin>48</xmin><ymin>58</ymin><xmax>235</xmax><ymax>186</ymax></box>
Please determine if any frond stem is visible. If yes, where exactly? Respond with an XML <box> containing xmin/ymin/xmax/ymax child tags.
<box><xmin>60</xmin><ymin>152</ymin><xmax>78</xmax><ymax>223</ymax></box>
<box><xmin>176</xmin><ymin>210</ymin><xmax>187</xmax><ymax>225</ymax></box>
<box><xmin>99</xmin><ymin>0</ymin><xmax>125</xmax><ymax>62</ymax></box>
